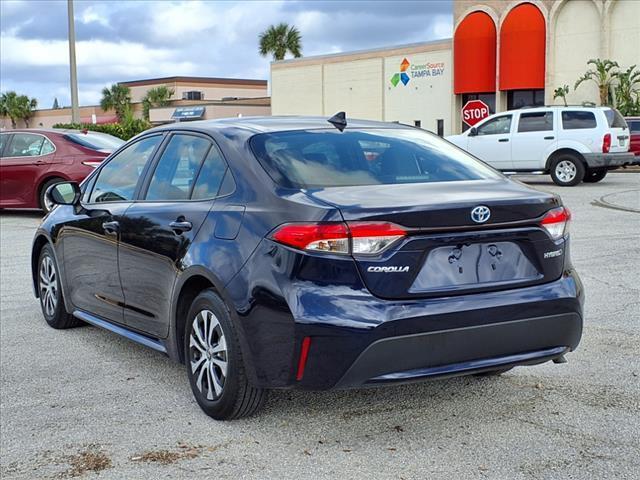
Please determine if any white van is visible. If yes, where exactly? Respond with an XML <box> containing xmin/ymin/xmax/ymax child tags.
<box><xmin>446</xmin><ymin>106</ymin><xmax>637</xmax><ymax>186</ymax></box>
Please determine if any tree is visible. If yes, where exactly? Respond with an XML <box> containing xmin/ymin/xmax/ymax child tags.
<box><xmin>613</xmin><ymin>65</ymin><xmax>640</xmax><ymax>116</ymax></box>
<box><xmin>259</xmin><ymin>23</ymin><xmax>302</xmax><ymax>61</ymax></box>
<box><xmin>52</xmin><ymin>97</ymin><xmax>59</xmax><ymax>109</ymax></box>
<box><xmin>141</xmin><ymin>85</ymin><xmax>174</xmax><ymax>121</ymax></box>
<box><xmin>0</xmin><ymin>91</ymin><xmax>37</xmax><ymax>128</ymax></box>
<box><xmin>575</xmin><ymin>58</ymin><xmax>619</xmax><ymax>106</ymax></box>
<box><xmin>553</xmin><ymin>85</ymin><xmax>570</xmax><ymax>107</ymax></box>
<box><xmin>100</xmin><ymin>84</ymin><xmax>132</xmax><ymax>122</ymax></box>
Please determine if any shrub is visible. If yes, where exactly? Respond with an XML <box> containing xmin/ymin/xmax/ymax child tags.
<box><xmin>52</xmin><ymin>119</ymin><xmax>151</xmax><ymax>140</ymax></box>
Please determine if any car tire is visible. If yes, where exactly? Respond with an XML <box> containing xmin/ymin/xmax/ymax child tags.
<box><xmin>39</xmin><ymin>177</ymin><xmax>65</xmax><ymax>213</ymax></box>
<box><xmin>550</xmin><ymin>154</ymin><xmax>585</xmax><ymax>186</ymax></box>
<box><xmin>583</xmin><ymin>168</ymin><xmax>608</xmax><ymax>183</ymax></box>
<box><xmin>38</xmin><ymin>244</ymin><xmax>82</xmax><ymax>329</ymax></box>
<box><xmin>184</xmin><ymin>289</ymin><xmax>267</xmax><ymax>420</ymax></box>
<box><xmin>474</xmin><ymin>367</ymin><xmax>513</xmax><ymax>377</ymax></box>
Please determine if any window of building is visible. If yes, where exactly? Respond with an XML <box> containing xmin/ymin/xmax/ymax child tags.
<box><xmin>507</xmin><ymin>89</ymin><xmax>545</xmax><ymax>110</ymax></box>
<box><xmin>517</xmin><ymin>111</ymin><xmax>553</xmax><ymax>132</ymax></box>
<box><xmin>561</xmin><ymin>111</ymin><xmax>597</xmax><ymax>130</ymax></box>
<box><xmin>414</xmin><ymin>120</ymin><xmax>421</xmax><ymax>128</ymax></box>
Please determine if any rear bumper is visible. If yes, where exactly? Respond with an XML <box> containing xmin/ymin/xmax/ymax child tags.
<box><xmin>583</xmin><ymin>152</ymin><xmax>637</xmax><ymax>168</ymax></box>
<box><xmin>335</xmin><ymin>313</ymin><xmax>580</xmax><ymax>388</ymax></box>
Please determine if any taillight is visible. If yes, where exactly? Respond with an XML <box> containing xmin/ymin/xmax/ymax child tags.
<box><xmin>82</xmin><ymin>160</ymin><xmax>102</xmax><ymax>168</ymax></box>
<box><xmin>602</xmin><ymin>133</ymin><xmax>611</xmax><ymax>153</ymax></box>
<box><xmin>540</xmin><ymin>206</ymin><xmax>571</xmax><ymax>240</ymax></box>
<box><xmin>270</xmin><ymin>221</ymin><xmax>407</xmax><ymax>255</ymax></box>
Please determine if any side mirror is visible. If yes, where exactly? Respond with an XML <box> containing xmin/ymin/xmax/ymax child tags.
<box><xmin>468</xmin><ymin>127</ymin><xmax>478</xmax><ymax>137</ymax></box>
<box><xmin>46</xmin><ymin>181</ymin><xmax>81</xmax><ymax>207</ymax></box>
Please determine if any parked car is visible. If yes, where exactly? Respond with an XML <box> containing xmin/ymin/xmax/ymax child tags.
<box><xmin>625</xmin><ymin>116</ymin><xmax>640</xmax><ymax>157</ymax></box>
<box><xmin>0</xmin><ymin>129</ymin><xmax>124</xmax><ymax>211</ymax></box>
<box><xmin>33</xmin><ymin>116</ymin><xmax>584</xmax><ymax>420</ymax></box>
<box><xmin>447</xmin><ymin>106</ymin><xmax>637</xmax><ymax>186</ymax></box>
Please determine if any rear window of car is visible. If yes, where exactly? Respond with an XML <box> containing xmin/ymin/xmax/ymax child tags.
<box><xmin>561</xmin><ymin>111</ymin><xmax>597</xmax><ymax>130</ymax></box>
<box><xmin>64</xmin><ymin>132</ymin><xmax>125</xmax><ymax>152</ymax></box>
<box><xmin>250</xmin><ymin>129</ymin><xmax>501</xmax><ymax>189</ymax></box>
<box><xmin>603</xmin><ymin>109</ymin><xmax>628</xmax><ymax>129</ymax></box>
<box><xmin>518</xmin><ymin>111</ymin><xmax>554</xmax><ymax>132</ymax></box>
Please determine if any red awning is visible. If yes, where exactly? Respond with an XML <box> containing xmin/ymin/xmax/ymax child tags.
<box><xmin>499</xmin><ymin>3</ymin><xmax>546</xmax><ymax>91</ymax></box>
<box><xmin>454</xmin><ymin>11</ymin><xmax>497</xmax><ymax>94</ymax></box>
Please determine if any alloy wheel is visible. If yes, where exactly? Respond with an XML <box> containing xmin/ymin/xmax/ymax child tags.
<box><xmin>555</xmin><ymin>160</ymin><xmax>577</xmax><ymax>183</ymax></box>
<box><xmin>189</xmin><ymin>309</ymin><xmax>228</xmax><ymax>400</ymax></box>
<box><xmin>39</xmin><ymin>255</ymin><xmax>58</xmax><ymax>316</ymax></box>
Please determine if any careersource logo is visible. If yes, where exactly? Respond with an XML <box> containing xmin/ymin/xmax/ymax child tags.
<box><xmin>390</xmin><ymin>57</ymin><xmax>446</xmax><ymax>87</ymax></box>
<box><xmin>390</xmin><ymin>58</ymin><xmax>411</xmax><ymax>87</ymax></box>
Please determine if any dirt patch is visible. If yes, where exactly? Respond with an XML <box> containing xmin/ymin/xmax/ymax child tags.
<box><xmin>65</xmin><ymin>448</ymin><xmax>112</xmax><ymax>477</ymax></box>
<box><xmin>130</xmin><ymin>443</ymin><xmax>201</xmax><ymax>465</ymax></box>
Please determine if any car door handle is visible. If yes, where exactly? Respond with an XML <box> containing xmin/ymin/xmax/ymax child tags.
<box><xmin>544</xmin><ymin>136</ymin><xmax>555</xmax><ymax>140</ymax></box>
<box><xmin>169</xmin><ymin>220</ymin><xmax>192</xmax><ymax>234</ymax></box>
<box><xmin>498</xmin><ymin>138</ymin><xmax>509</xmax><ymax>142</ymax></box>
<box><xmin>102</xmin><ymin>221</ymin><xmax>120</xmax><ymax>235</ymax></box>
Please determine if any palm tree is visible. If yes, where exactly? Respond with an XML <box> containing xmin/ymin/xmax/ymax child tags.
<box><xmin>100</xmin><ymin>84</ymin><xmax>132</xmax><ymax>122</ymax></box>
<box><xmin>259</xmin><ymin>23</ymin><xmax>302</xmax><ymax>61</ymax></box>
<box><xmin>575</xmin><ymin>59</ymin><xmax>619</xmax><ymax>106</ymax></box>
<box><xmin>553</xmin><ymin>85</ymin><xmax>570</xmax><ymax>107</ymax></box>
<box><xmin>141</xmin><ymin>85</ymin><xmax>174</xmax><ymax>121</ymax></box>
<box><xmin>0</xmin><ymin>91</ymin><xmax>37</xmax><ymax>128</ymax></box>
<box><xmin>613</xmin><ymin>65</ymin><xmax>640</xmax><ymax>116</ymax></box>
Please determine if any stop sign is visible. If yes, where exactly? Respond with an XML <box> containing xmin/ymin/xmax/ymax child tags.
<box><xmin>461</xmin><ymin>100</ymin><xmax>490</xmax><ymax>127</ymax></box>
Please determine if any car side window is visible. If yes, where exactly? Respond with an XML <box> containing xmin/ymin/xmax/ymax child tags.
<box><xmin>40</xmin><ymin>138</ymin><xmax>56</xmax><ymax>155</ymax></box>
<box><xmin>145</xmin><ymin>134</ymin><xmax>211</xmax><ymax>201</ymax></box>
<box><xmin>476</xmin><ymin>115</ymin><xmax>512</xmax><ymax>136</ymax></box>
<box><xmin>562</xmin><ymin>111</ymin><xmax>597</xmax><ymax>130</ymax></box>
<box><xmin>0</xmin><ymin>134</ymin><xmax>8</xmax><ymax>157</ymax></box>
<box><xmin>627</xmin><ymin>120</ymin><xmax>640</xmax><ymax>134</ymax></box>
<box><xmin>6</xmin><ymin>133</ymin><xmax>45</xmax><ymax>157</ymax></box>
<box><xmin>191</xmin><ymin>143</ymin><xmax>228</xmax><ymax>200</ymax></box>
<box><xmin>518</xmin><ymin>112</ymin><xmax>554</xmax><ymax>132</ymax></box>
<box><xmin>89</xmin><ymin>135</ymin><xmax>161</xmax><ymax>203</ymax></box>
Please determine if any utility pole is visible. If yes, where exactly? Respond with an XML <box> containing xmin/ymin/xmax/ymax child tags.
<box><xmin>67</xmin><ymin>0</ymin><xmax>80</xmax><ymax>123</ymax></box>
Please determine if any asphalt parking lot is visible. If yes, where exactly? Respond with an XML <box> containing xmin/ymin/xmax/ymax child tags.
<box><xmin>1</xmin><ymin>173</ymin><xmax>639</xmax><ymax>480</ymax></box>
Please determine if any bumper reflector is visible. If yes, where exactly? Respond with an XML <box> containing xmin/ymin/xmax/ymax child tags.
<box><xmin>296</xmin><ymin>337</ymin><xmax>312</xmax><ymax>381</ymax></box>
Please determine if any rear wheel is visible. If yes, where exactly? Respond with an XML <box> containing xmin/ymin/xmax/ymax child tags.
<box><xmin>550</xmin><ymin>154</ymin><xmax>585</xmax><ymax>186</ymax></box>
<box><xmin>38</xmin><ymin>244</ymin><xmax>82</xmax><ymax>329</ymax></box>
<box><xmin>583</xmin><ymin>168</ymin><xmax>608</xmax><ymax>183</ymax></box>
<box><xmin>39</xmin><ymin>178</ymin><xmax>64</xmax><ymax>213</ymax></box>
<box><xmin>185</xmin><ymin>289</ymin><xmax>267</xmax><ymax>420</ymax></box>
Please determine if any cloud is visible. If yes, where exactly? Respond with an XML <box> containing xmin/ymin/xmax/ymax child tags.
<box><xmin>0</xmin><ymin>0</ymin><xmax>452</xmax><ymax>108</ymax></box>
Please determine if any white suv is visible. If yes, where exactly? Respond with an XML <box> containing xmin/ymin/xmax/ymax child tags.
<box><xmin>446</xmin><ymin>106</ymin><xmax>637</xmax><ymax>186</ymax></box>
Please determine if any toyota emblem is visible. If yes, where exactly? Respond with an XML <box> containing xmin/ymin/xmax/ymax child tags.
<box><xmin>471</xmin><ymin>205</ymin><xmax>491</xmax><ymax>223</ymax></box>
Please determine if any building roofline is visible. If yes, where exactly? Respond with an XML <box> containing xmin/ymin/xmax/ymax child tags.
<box><xmin>272</xmin><ymin>38</ymin><xmax>452</xmax><ymax>67</ymax></box>
<box><xmin>118</xmin><ymin>76</ymin><xmax>268</xmax><ymax>87</ymax></box>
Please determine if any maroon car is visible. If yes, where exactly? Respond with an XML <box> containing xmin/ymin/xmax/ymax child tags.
<box><xmin>0</xmin><ymin>129</ymin><xmax>124</xmax><ymax>211</ymax></box>
<box><xmin>625</xmin><ymin>117</ymin><xmax>640</xmax><ymax>157</ymax></box>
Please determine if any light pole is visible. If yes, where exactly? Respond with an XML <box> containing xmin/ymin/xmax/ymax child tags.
<box><xmin>67</xmin><ymin>0</ymin><xmax>80</xmax><ymax>123</ymax></box>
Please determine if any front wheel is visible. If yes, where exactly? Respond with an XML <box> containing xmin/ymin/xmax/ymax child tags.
<box><xmin>550</xmin><ymin>155</ymin><xmax>585</xmax><ymax>186</ymax></box>
<box><xmin>185</xmin><ymin>289</ymin><xmax>267</xmax><ymax>420</ymax></box>
<box><xmin>38</xmin><ymin>244</ymin><xmax>82</xmax><ymax>329</ymax></box>
<box><xmin>583</xmin><ymin>168</ymin><xmax>608</xmax><ymax>183</ymax></box>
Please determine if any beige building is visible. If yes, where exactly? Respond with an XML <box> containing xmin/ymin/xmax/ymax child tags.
<box><xmin>271</xmin><ymin>0</ymin><xmax>640</xmax><ymax>134</ymax></box>
<box><xmin>1</xmin><ymin>76</ymin><xmax>270</xmax><ymax>130</ymax></box>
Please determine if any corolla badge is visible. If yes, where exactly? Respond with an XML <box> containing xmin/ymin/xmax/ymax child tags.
<box><xmin>471</xmin><ymin>205</ymin><xmax>491</xmax><ymax>224</ymax></box>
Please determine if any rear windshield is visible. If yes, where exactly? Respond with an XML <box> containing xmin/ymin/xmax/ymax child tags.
<box><xmin>603</xmin><ymin>109</ymin><xmax>628</xmax><ymax>129</ymax></box>
<box><xmin>250</xmin><ymin>129</ymin><xmax>500</xmax><ymax>188</ymax></box>
<box><xmin>64</xmin><ymin>132</ymin><xmax>125</xmax><ymax>152</ymax></box>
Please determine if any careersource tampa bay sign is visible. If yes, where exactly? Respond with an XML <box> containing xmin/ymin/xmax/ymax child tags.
<box><xmin>390</xmin><ymin>57</ymin><xmax>446</xmax><ymax>87</ymax></box>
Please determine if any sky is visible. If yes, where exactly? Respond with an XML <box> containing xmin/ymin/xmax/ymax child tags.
<box><xmin>0</xmin><ymin>0</ymin><xmax>452</xmax><ymax>109</ymax></box>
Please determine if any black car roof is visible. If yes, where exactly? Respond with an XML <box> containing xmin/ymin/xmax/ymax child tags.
<box><xmin>150</xmin><ymin>116</ymin><xmax>414</xmax><ymax>135</ymax></box>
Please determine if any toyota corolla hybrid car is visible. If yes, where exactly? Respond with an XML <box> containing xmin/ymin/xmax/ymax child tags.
<box><xmin>0</xmin><ymin>128</ymin><xmax>124</xmax><ymax>212</ymax></box>
<box><xmin>32</xmin><ymin>116</ymin><xmax>584</xmax><ymax>420</ymax></box>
